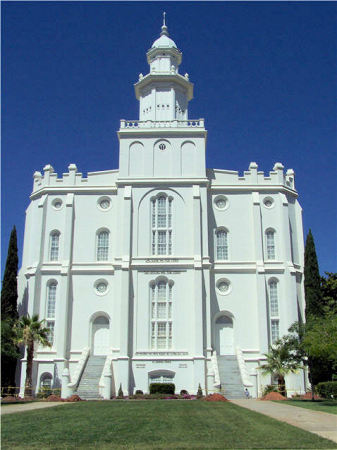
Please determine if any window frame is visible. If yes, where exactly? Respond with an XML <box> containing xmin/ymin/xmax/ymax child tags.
<box><xmin>265</xmin><ymin>228</ymin><xmax>276</xmax><ymax>261</ymax></box>
<box><xmin>96</xmin><ymin>229</ymin><xmax>110</xmax><ymax>261</ymax></box>
<box><xmin>49</xmin><ymin>231</ymin><xmax>60</xmax><ymax>261</ymax></box>
<box><xmin>215</xmin><ymin>228</ymin><xmax>229</xmax><ymax>261</ymax></box>
<box><xmin>268</xmin><ymin>278</ymin><xmax>280</xmax><ymax>344</ymax></box>
<box><xmin>151</xmin><ymin>194</ymin><xmax>173</xmax><ymax>256</ymax></box>
<box><xmin>150</xmin><ymin>278</ymin><xmax>173</xmax><ymax>350</ymax></box>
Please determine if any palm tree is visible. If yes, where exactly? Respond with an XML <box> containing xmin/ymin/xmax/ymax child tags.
<box><xmin>14</xmin><ymin>314</ymin><xmax>51</xmax><ymax>397</ymax></box>
<box><xmin>259</xmin><ymin>340</ymin><xmax>302</xmax><ymax>397</ymax></box>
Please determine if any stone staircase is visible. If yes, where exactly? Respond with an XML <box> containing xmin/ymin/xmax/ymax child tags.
<box><xmin>76</xmin><ymin>356</ymin><xmax>105</xmax><ymax>400</ymax></box>
<box><xmin>217</xmin><ymin>355</ymin><xmax>245</xmax><ymax>399</ymax></box>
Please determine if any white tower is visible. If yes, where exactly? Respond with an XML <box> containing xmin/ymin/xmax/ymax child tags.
<box><xmin>118</xmin><ymin>16</ymin><xmax>207</xmax><ymax>179</ymax></box>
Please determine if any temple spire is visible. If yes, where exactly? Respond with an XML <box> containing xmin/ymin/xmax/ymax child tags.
<box><xmin>160</xmin><ymin>12</ymin><xmax>169</xmax><ymax>36</ymax></box>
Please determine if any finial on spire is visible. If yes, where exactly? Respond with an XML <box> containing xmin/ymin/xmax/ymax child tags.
<box><xmin>160</xmin><ymin>11</ymin><xmax>169</xmax><ymax>36</ymax></box>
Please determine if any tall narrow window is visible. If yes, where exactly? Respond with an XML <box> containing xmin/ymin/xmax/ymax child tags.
<box><xmin>269</xmin><ymin>280</ymin><xmax>279</xmax><ymax>344</ymax></box>
<box><xmin>266</xmin><ymin>230</ymin><xmax>275</xmax><ymax>260</ymax></box>
<box><xmin>46</xmin><ymin>282</ymin><xmax>57</xmax><ymax>345</ymax></box>
<box><xmin>151</xmin><ymin>196</ymin><xmax>172</xmax><ymax>255</ymax></box>
<box><xmin>150</xmin><ymin>280</ymin><xmax>173</xmax><ymax>349</ymax></box>
<box><xmin>50</xmin><ymin>232</ymin><xmax>60</xmax><ymax>261</ymax></box>
<box><xmin>97</xmin><ymin>230</ymin><xmax>109</xmax><ymax>261</ymax></box>
<box><xmin>216</xmin><ymin>229</ymin><xmax>228</xmax><ymax>260</ymax></box>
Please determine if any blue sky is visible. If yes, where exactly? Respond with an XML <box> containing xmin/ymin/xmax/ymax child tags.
<box><xmin>2</xmin><ymin>1</ymin><xmax>336</xmax><ymax>276</ymax></box>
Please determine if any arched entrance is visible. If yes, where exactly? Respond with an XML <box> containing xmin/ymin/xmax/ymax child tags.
<box><xmin>215</xmin><ymin>315</ymin><xmax>234</xmax><ymax>355</ymax></box>
<box><xmin>92</xmin><ymin>316</ymin><xmax>110</xmax><ymax>356</ymax></box>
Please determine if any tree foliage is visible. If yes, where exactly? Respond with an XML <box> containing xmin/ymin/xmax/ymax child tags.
<box><xmin>304</xmin><ymin>229</ymin><xmax>322</xmax><ymax>318</ymax></box>
<box><xmin>259</xmin><ymin>342</ymin><xmax>303</xmax><ymax>396</ymax></box>
<box><xmin>14</xmin><ymin>314</ymin><xmax>51</xmax><ymax>396</ymax></box>
<box><xmin>1</xmin><ymin>226</ymin><xmax>19</xmax><ymax>388</ymax></box>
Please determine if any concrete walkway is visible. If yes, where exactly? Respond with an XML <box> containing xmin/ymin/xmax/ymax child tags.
<box><xmin>1</xmin><ymin>401</ymin><xmax>69</xmax><ymax>415</ymax></box>
<box><xmin>231</xmin><ymin>399</ymin><xmax>337</xmax><ymax>444</ymax></box>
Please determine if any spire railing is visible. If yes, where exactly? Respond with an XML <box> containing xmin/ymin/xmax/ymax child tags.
<box><xmin>120</xmin><ymin>119</ymin><xmax>205</xmax><ymax>129</ymax></box>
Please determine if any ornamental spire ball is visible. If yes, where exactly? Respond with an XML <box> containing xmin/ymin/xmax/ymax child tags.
<box><xmin>161</xmin><ymin>11</ymin><xmax>168</xmax><ymax>36</ymax></box>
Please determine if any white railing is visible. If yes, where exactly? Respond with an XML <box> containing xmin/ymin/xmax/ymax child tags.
<box><xmin>67</xmin><ymin>347</ymin><xmax>90</xmax><ymax>390</ymax></box>
<box><xmin>99</xmin><ymin>353</ymin><xmax>113</xmax><ymax>399</ymax></box>
<box><xmin>236</xmin><ymin>346</ymin><xmax>253</xmax><ymax>387</ymax></box>
<box><xmin>120</xmin><ymin>119</ymin><xmax>205</xmax><ymax>129</ymax></box>
<box><xmin>211</xmin><ymin>351</ymin><xmax>221</xmax><ymax>388</ymax></box>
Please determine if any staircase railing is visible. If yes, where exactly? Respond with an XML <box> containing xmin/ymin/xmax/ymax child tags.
<box><xmin>211</xmin><ymin>351</ymin><xmax>221</xmax><ymax>388</ymax></box>
<box><xmin>236</xmin><ymin>346</ymin><xmax>253</xmax><ymax>387</ymax></box>
<box><xmin>68</xmin><ymin>347</ymin><xmax>90</xmax><ymax>391</ymax></box>
<box><xmin>99</xmin><ymin>353</ymin><xmax>113</xmax><ymax>399</ymax></box>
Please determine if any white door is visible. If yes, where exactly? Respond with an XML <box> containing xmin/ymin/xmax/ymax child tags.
<box><xmin>93</xmin><ymin>328</ymin><xmax>109</xmax><ymax>355</ymax></box>
<box><xmin>215</xmin><ymin>316</ymin><xmax>234</xmax><ymax>355</ymax></box>
<box><xmin>92</xmin><ymin>316</ymin><xmax>110</xmax><ymax>356</ymax></box>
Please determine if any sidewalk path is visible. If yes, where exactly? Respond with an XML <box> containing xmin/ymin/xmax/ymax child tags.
<box><xmin>1</xmin><ymin>401</ymin><xmax>69</xmax><ymax>415</ymax></box>
<box><xmin>231</xmin><ymin>399</ymin><xmax>337</xmax><ymax>444</ymax></box>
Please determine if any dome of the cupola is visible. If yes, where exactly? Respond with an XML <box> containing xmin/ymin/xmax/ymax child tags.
<box><xmin>152</xmin><ymin>34</ymin><xmax>177</xmax><ymax>49</ymax></box>
<box><xmin>151</xmin><ymin>18</ymin><xmax>177</xmax><ymax>49</ymax></box>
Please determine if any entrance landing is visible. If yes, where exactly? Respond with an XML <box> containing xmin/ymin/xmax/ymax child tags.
<box><xmin>231</xmin><ymin>399</ymin><xmax>337</xmax><ymax>444</ymax></box>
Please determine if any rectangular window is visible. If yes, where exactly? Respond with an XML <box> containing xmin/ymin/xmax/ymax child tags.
<box><xmin>266</xmin><ymin>231</ymin><xmax>275</xmax><ymax>260</ymax></box>
<box><xmin>271</xmin><ymin>320</ymin><xmax>279</xmax><ymax>343</ymax></box>
<box><xmin>46</xmin><ymin>320</ymin><xmax>55</xmax><ymax>345</ymax></box>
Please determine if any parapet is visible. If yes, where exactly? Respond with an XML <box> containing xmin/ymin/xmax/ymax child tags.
<box><xmin>32</xmin><ymin>163</ymin><xmax>119</xmax><ymax>194</ymax></box>
<box><xmin>208</xmin><ymin>162</ymin><xmax>296</xmax><ymax>190</ymax></box>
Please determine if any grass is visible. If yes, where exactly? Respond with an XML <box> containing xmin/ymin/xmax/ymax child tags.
<box><xmin>277</xmin><ymin>399</ymin><xmax>337</xmax><ymax>415</ymax></box>
<box><xmin>2</xmin><ymin>400</ymin><xmax>336</xmax><ymax>449</ymax></box>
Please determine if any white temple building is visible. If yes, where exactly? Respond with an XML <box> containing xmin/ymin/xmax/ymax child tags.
<box><xmin>18</xmin><ymin>20</ymin><xmax>306</xmax><ymax>399</ymax></box>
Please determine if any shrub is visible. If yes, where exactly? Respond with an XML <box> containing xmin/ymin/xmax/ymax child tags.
<box><xmin>180</xmin><ymin>389</ymin><xmax>188</xmax><ymax>395</ymax></box>
<box><xmin>37</xmin><ymin>387</ymin><xmax>61</xmax><ymax>399</ymax></box>
<box><xmin>117</xmin><ymin>384</ymin><xmax>124</xmax><ymax>398</ymax></box>
<box><xmin>197</xmin><ymin>383</ymin><xmax>203</xmax><ymax>398</ymax></box>
<box><xmin>149</xmin><ymin>383</ymin><xmax>175</xmax><ymax>395</ymax></box>
<box><xmin>316</xmin><ymin>381</ymin><xmax>337</xmax><ymax>399</ymax></box>
<box><xmin>135</xmin><ymin>390</ymin><xmax>143</xmax><ymax>395</ymax></box>
<box><xmin>262</xmin><ymin>384</ymin><xmax>278</xmax><ymax>397</ymax></box>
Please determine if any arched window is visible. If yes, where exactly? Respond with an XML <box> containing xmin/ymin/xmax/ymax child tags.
<box><xmin>266</xmin><ymin>229</ymin><xmax>276</xmax><ymax>260</ymax></box>
<box><xmin>216</xmin><ymin>229</ymin><xmax>228</xmax><ymax>260</ymax></box>
<box><xmin>151</xmin><ymin>195</ymin><xmax>172</xmax><ymax>255</ymax></box>
<box><xmin>46</xmin><ymin>281</ymin><xmax>57</xmax><ymax>345</ymax></box>
<box><xmin>49</xmin><ymin>231</ymin><xmax>60</xmax><ymax>261</ymax></box>
<box><xmin>150</xmin><ymin>279</ymin><xmax>173</xmax><ymax>349</ymax></box>
<box><xmin>269</xmin><ymin>280</ymin><xmax>279</xmax><ymax>344</ymax></box>
<box><xmin>97</xmin><ymin>230</ymin><xmax>109</xmax><ymax>261</ymax></box>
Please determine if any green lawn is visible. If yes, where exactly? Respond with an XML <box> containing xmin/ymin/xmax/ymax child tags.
<box><xmin>2</xmin><ymin>400</ymin><xmax>336</xmax><ymax>449</ymax></box>
<box><xmin>277</xmin><ymin>399</ymin><xmax>337</xmax><ymax>415</ymax></box>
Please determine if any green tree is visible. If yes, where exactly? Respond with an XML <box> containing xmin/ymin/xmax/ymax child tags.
<box><xmin>304</xmin><ymin>229</ymin><xmax>322</xmax><ymax>318</ymax></box>
<box><xmin>14</xmin><ymin>314</ymin><xmax>51</xmax><ymax>397</ymax></box>
<box><xmin>1</xmin><ymin>226</ymin><xmax>19</xmax><ymax>389</ymax></box>
<box><xmin>259</xmin><ymin>341</ymin><xmax>302</xmax><ymax>397</ymax></box>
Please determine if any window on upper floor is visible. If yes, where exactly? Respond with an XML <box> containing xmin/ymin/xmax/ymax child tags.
<box><xmin>215</xmin><ymin>229</ymin><xmax>228</xmax><ymax>260</ymax></box>
<box><xmin>46</xmin><ymin>281</ymin><xmax>57</xmax><ymax>345</ymax></box>
<box><xmin>151</xmin><ymin>195</ymin><xmax>172</xmax><ymax>255</ymax></box>
<box><xmin>266</xmin><ymin>229</ymin><xmax>276</xmax><ymax>260</ymax></box>
<box><xmin>150</xmin><ymin>279</ymin><xmax>173</xmax><ymax>350</ymax></box>
<box><xmin>49</xmin><ymin>231</ymin><xmax>60</xmax><ymax>261</ymax></box>
<box><xmin>97</xmin><ymin>230</ymin><xmax>109</xmax><ymax>261</ymax></box>
<box><xmin>268</xmin><ymin>279</ymin><xmax>279</xmax><ymax>344</ymax></box>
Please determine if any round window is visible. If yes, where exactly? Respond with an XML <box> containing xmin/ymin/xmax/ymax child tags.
<box><xmin>218</xmin><ymin>281</ymin><xmax>229</xmax><ymax>293</ymax></box>
<box><xmin>52</xmin><ymin>199</ymin><xmax>62</xmax><ymax>210</ymax></box>
<box><xmin>159</xmin><ymin>143</ymin><xmax>166</xmax><ymax>151</ymax></box>
<box><xmin>95</xmin><ymin>280</ymin><xmax>108</xmax><ymax>296</ymax></box>
<box><xmin>216</xmin><ymin>279</ymin><xmax>231</xmax><ymax>295</ymax></box>
<box><xmin>100</xmin><ymin>199</ymin><xmax>110</xmax><ymax>209</ymax></box>
<box><xmin>214</xmin><ymin>195</ymin><xmax>228</xmax><ymax>211</ymax></box>
<box><xmin>97</xmin><ymin>197</ymin><xmax>111</xmax><ymax>211</ymax></box>
<box><xmin>263</xmin><ymin>197</ymin><xmax>274</xmax><ymax>208</ymax></box>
